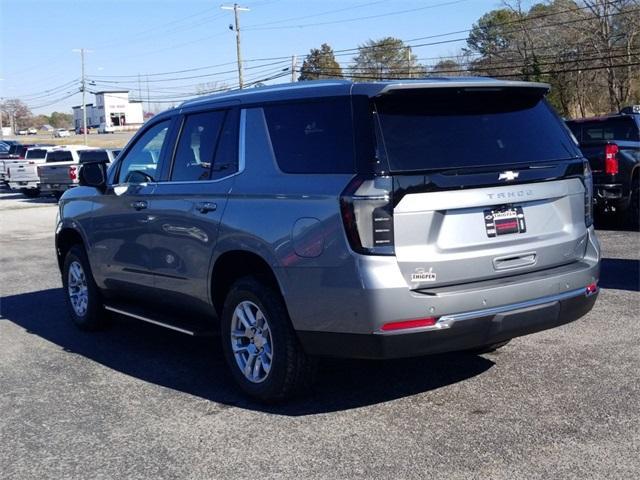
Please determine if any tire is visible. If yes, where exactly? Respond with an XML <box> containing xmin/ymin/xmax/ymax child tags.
<box><xmin>62</xmin><ymin>245</ymin><xmax>105</xmax><ymax>330</ymax></box>
<box><xmin>22</xmin><ymin>188</ymin><xmax>40</xmax><ymax>198</ymax></box>
<box><xmin>468</xmin><ymin>340</ymin><xmax>511</xmax><ymax>355</ymax></box>
<box><xmin>53</xmin><ymin>191</ymin><xmax>63</xmax><ymax>201</ymax></box>
<box><xmin>220</xmin><ymin>277</ymin><xmax>316</xmax><ymax>402</ymax></box>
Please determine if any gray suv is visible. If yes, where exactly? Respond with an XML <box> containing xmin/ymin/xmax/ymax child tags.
<box><xmin>56</xmin><ymin>79</ymin><xmax>601</xmax><ymax>401</ymax></box>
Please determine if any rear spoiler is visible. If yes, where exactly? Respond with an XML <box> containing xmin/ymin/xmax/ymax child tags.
<box><xmin>376</xmin><ymin>80</ymin><xmax>550</xmax><ymax>95</ymax></box>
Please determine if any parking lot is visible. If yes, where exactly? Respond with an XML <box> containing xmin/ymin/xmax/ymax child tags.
<box><xmin>0</xmin><ymin>189</ymin><xmax>638</xmax><ymax>479</ymax></box>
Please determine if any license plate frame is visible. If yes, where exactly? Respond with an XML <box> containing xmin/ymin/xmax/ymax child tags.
<box><xmin>484</xmin><ymin>206</ymin><xmax>526</xmax><ymax>237</ymax></box>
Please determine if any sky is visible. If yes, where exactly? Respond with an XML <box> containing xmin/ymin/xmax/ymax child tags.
<box><xmin>0</xmin><ymin>0</ymin><xmax>512</xmax><ymax>114</ymax></box>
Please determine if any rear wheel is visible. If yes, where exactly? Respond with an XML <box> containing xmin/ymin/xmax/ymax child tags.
<box><xmin>62</xmin><ymin>245</ymin><xmax>105</xmax><ymax>330</ymax></box>
<box><xmin>220</xmin><ymin>277</ymin><xmax>316</xmax><ymax>402</ymax></box>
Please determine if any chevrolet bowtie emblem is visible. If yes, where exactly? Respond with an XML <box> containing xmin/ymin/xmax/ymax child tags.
<box><xmin>498</xmin><ymin>171</ymin><xmax>519</xmax><ymax>181</ymax></box>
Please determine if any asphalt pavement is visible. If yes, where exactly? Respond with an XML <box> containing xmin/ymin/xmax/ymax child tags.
<box><xmin>0</xmin><ymin>189</ymin><xmax>638</xmax><ymax>479</ymax></box>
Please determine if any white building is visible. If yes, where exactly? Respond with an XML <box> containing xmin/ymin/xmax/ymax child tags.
<box><xmin>73</xmin><ymin>90</ymin><xmax>144</xmax><ymax>132</ymax></box>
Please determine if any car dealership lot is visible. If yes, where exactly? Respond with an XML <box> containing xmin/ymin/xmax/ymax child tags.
<box><xmin>0</xmin><ymin>190</ymin><xmax>638</xmax><ymax>479</ymax></box>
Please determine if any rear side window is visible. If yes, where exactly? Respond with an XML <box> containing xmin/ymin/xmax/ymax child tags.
<box><xmin>79</xmin><ymin>150</ymin><xmax>109</xmax><ymax>164</ymax></box>
<box><xmin>263</xmin><ymin>98</ymin><xmax>355</xmax><ymax>173</ymax></box>
<box><xmin>375</xmin><ymin>89</ymin><xmax>580</xmax><ymax>172</ymax></box>
<box><xmin>171</xmin><ymin>111</ymin><xmax>225</xmax><ymax>181</ymax></box>
<box><xmin>46</xmin><ymin>150</ymin><xmax>74</xmax><ymax>162</ymax></box>
<box><xmin>26</xmin><ymin>149</ymin><xmax>47</xmax><ymax>159</ymax></box>
<box><xmin>568</xmin><ymin>117</ymin><xmax>639</xmax><ymax>142</ymax></box>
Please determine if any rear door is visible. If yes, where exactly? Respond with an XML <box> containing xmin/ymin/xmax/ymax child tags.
<box><xmin>146</xmin><ymin>108</ymin><xmax>239</xmax><ymax>311</ymax></box>
<box><xmin>373</xmin><ymin>87</ymin><xmax>588</xmax><ymax>290</ymax></box>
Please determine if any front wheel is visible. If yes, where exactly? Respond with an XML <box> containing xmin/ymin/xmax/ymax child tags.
<box><xmin>22</xmin><ymin>188</ymin><xmax>40</xmax><ymax>198</ymax></box>
<box><xmin>62</xmin><ymin>245</ymin><xmax>105</xmax><ymax>330</ymax></box>
<box><xmin>220</xmin><ymin>277</ymin><xmax>316</xmax><ymax>402</ymax></box>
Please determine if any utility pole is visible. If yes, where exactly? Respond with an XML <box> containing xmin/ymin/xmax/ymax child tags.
<box><xmin>291</xmin><ymin>55</ymin><xmax>297</xmax><ymax>82</ymax></box>
<box><xmin>221</xmin><ymin>3</ymin><xmax>249</xmax><ymax>89</ymax></box>
<box><xmin>0</xmin><ymin>98</ymin><xmax>3</xmax><ymax>140</ymax></box>
<box><xmin>73</xmin><ymin>48</ymin><xmax>91</xmax><ymax>144</ymax></box>
<box><xmin>138</xmin><ymin>73</ymin><xmax>142</xmax><ymax>103</ymax></box>
<box><xmin>146</xmin><ymin>76</ymin><xmax>151</xmax><ymax>115</ymax></box>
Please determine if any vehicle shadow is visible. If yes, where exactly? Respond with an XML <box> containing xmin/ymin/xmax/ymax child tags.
<box><xmin>599</xmin><ymin>258</ymin><xmax>640</xmax><ymax>292</ymax></box>
<box><xmin>594</xmin><ymin>215</ymin><xmax>639</xmax><ymax>233</ymax></box>
<box><xmin>0</xmin><ymin>191</ymin><xmax>57</xmax><ymax>204</ymax></box>
<box><xmin>0</xmin><ymin>288</ymin><xmax>495</xmax><ymax>415</ymax></box>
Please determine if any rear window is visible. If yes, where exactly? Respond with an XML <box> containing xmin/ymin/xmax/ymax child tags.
<box><xmin>374</xmin><ymin>89</ymin><xmax>580</xmax><ymax>172</ymax></box>
<box><xmin>8</xmin><ymin>144</ymin><xmax>21</xmax><ymax>155</ymax></box>
<box><xmin>46</xmin><ymin>150</ymin><xmax>74</xmax><ymax>162</ymax></box>
<box><xmin>79</xmin><ymin>150</ymin><xmax>109</xmax><ymax>164</ymax></box>
<box><xmin>263</xmin><ymin>98</ymin><xmax>355</xmax><ymax>174</ymax></box>
<box><xmin>567</xmin><ymin>117</ymin><xmax>639</xmax><ymax>142</ymax></box>
<box><xmin>26</xmin><ymin>149</ymin><xmax>47</xmax><ymax>159</ymax></box>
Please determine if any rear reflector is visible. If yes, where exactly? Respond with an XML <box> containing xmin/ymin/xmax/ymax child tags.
<box><xmin>585</xmin><ymin>282</ymin><xmax>598</xmax><ymax>296</ymax></box>
<box><xmin>381</xmin><ymin>317</ymin><xmax>438</xmax><ymax>331</ymax></box>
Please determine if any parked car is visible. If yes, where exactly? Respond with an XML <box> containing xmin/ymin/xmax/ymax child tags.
<box><xmin>98</xmin><ymin>123</ymin><xmax>115</xmax><ymax>134</ymax></box>
<box><xmin>56</xmin><ymin>79</ymin><xmax>600</xmax><ymax>402</ymax></box>
<box><xmin>0</xmin><ymin>140</ymin><xmax>20</xmax><ymax>159</ymax></box>
<box><xmin>566</xmin><ymin>108</ymin><xmax>639</xmax><ymax>226</ymax></box>
<box><xmin>53</xmin><ymin>128</ymin><xmax>71</xmax><ymax>138</ymax></box>
<box><xmin>17</xmin><ymin>129</ymin><xmax>28</xmax><ymax>135</ymax></box>
<box><xmin>38</xmin><ymin>145</ymin><xmax>94</xmax><ymax>198</ymax></box>
<box><xmin>28</xmin><ymin>127</ymin><xmax>38</xmax><ymax>135</ymax></box>
<box><xmin>6</xmin><ymin>146</ymin><xmax>57</xmax><ymax>197</ymax></box>
<box><xmin>0</xmin><ymin>143</ymin><xmax>48</xmax><ymax>184</ymax></box>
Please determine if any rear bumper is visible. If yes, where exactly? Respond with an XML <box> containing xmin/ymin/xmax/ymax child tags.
<box><xmin>298</xmin><ymin>287</ymin><xmax>598</xmax><ymax>359</ymax></box>
<box><xmin>594</xmin><ymin>183</ymin><xmax>629</xmax><ymax>208</ymax></box>
<box><xmin>40</xmin><ymin>183</ymin><xmax>75</xmax><ymax>193</ymax></box>
<box><xmin>8</xmin><ymin>181</ymin><xmax>38</xmax><ymax>190</ymax></box>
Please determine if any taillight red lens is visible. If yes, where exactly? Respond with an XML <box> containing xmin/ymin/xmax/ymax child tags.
<box><xmin>604</xmin><ymin>144</ymin><xmax>619</xmax><ymax>175</ymax></box>
<box><xmin>340</xmin><ymin>175</ymin><xmax>394</xmax><ymax>255</ymax></box>
<box><xmin>585</xmin><ymin>282</ymin><xmax>598</xmax><ymax>296</ymax></box>
<box><xmin>381</xmin><ymin>317</ymin><xmax>438</xmax><ymax>331</ymax></box>
<box><xmin>69</xmin><ymin>166</ymin><xmax>77</xmax><ymax>180</ymax></box>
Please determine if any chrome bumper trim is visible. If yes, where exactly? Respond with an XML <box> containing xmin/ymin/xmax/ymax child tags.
<box><xmin>375</xmin><ymin>285</ymin><xmax>596</xmax><ymax>336</ymax></box>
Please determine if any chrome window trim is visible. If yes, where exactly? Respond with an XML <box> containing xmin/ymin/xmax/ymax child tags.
<box><xmin>375</xmin><ymin>286</ymin><xmax>596</xmax><ymax>335</ymax></box>
<box><xmin>150</xmin><ymin>109</ymin><xmax>245</xmax><ymax>186</ymax></box>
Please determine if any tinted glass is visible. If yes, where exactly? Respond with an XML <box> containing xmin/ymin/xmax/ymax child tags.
<box><xmin>26</xmin><ymin>149</ymin><xmax>47</xmax><ymax>159</ymax></box>
<box><xmin>375</xmin><ymin>89</ymin><xmax>580</xmax><ymax>172</ymax></box>
<box><xmin>8</xmin><ymin>144</ymin><xmax>21</xmax><ymax>155</ymax></box>
<box><xmin>567</xmin><ymin>117</ymin><xmax>639</xmax><ymax>142</ymax></box>
<box><xmin>46</xmin><ymin>150</ymin><xmax>74</xmax><ymax>162</ymax></box>
<box><xmin>211</xmin><ymin>109</ymin><xmax>239</xmax><ymax>180</ymax></box>
<box><xmin>263</xmin><ymin>98</ymin><xmax>355</xmax><ymax>174</ymax></box>
<box><xmin>171</xmin><ymin>111</ymin><xmax>225</xmax><ymax>181</ymax></box>
<box><xmin>79</xmin><ymin>150</ymin><xmax>110</xmax><ymax>164</ymax></box>
<box><xmin>118</xmin><ymin>120</ymin><xmax>170</xmax><ymax>183</ymax></box>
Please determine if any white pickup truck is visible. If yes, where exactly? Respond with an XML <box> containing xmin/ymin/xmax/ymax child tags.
<box><xmin>39</xmin><ymin>147</ymin><xmax>120</xmax><ymax>198</ymax></box>
<box><xmin>6</xmin><ymin>146</ymin><xmax>57</xmax><ymax>197</ymax></box>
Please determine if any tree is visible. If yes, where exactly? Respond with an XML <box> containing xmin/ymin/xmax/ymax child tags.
<box><xmin>1</xmin><ymin>98</ymin><xmax>31</xmax><ymax>131</ymax></box>
<box><xmin>298</xmin><ymin>43</ymin><xmax>343</xmax><ymax>81</ymax></box>
<box><xmin>431</xmin><ymin>59</ymin><xmax>465</xmax><ymax>76</ymax></box>
<box><xmin>49</xmin><ymin>111</ymin><xmax>73</xmax><ymax>128</ymax></box>
<box><xmin>350</xmin><ymin>37</ymin><xmax>425</xmax><ymax>81</ymax></box>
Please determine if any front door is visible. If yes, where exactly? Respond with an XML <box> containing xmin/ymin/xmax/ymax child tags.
<box><xmin>88</xmin><ymin>119</ymin><xmax>173</xmax><ymax>300</ymax></box>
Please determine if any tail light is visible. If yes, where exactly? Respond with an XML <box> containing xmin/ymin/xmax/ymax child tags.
<box><xmin>583</xmin><ymin>160</ymin><xmax>594</xmax><ymax>227</ymax></box>
<box><xmin>69</xmin><ymin>166</ymin><xmax>77</xmax><ymax>181</ymax></box>
<box><xmin>381</xmin><ymin>317</ymin><xmax>438</xmax><ymax>332</ymax></box>
<box><xmin>340</xmin><ymin>175</ymin><xmax>394</xmax><ymax>255</ymax></box>
<box><xmin>604</xmin><ymin>144</ymin><xmax>619</xmax><ymax>175</ymax></box>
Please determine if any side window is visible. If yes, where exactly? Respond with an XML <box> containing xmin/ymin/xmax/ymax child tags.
<box><xmin>262</xmin><ymin>98</ymin><xmax>355</xmax><ymax>174</ymax></box>
<box><xmin>171</xmin><ymin>111</ymin><xmax>225</xmax><ymax>182</ymax></box>
<box><xmin>117</xmin><ymin>120</ymin><xmax>171</xmax><ymax>184</ymax></box>
<box><xmin>211</xmin><ymin>108</ymin><xmax>239</xmax><ymax>180</ymax></box>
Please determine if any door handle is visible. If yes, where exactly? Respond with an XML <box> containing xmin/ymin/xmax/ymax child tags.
<box><xmin>131</xmin><ymin>200</ymin><xmax>148</xmax><ymax>211</ymax></box>
<box><xmin>196</xmin><ymin>202</ymin><xmax>217</xmax><ymax>214</ymax></box>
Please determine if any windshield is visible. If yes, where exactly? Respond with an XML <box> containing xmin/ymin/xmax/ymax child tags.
<box><xmin>26</xmin><ymin>149</ymin><xmax>47</xmax><ymax>159</ymax></box>
<box><xmin>374</xmin><ymin>88</ymin><xmax>580</xmax><ymax>172</ymax></box>
<box><xmin>46</xmin><ymin>150</ymin><xmax>74</xmax><ymax>162</ymax></box>
<box><xmin>79</xmin><ymin>150</ymin><xmax>109</xmax><ymax>163</ymax></box>
<box><xmin>566</xmin><ymin>117</ymin><xmax>639</xmax><ymax>143</ymax></box>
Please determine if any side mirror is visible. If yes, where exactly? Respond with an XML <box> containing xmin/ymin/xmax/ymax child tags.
<box><xmin>79</xmin><ymin>161</ymin><xmax>107</xmax><ymax>191</ymax></box>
